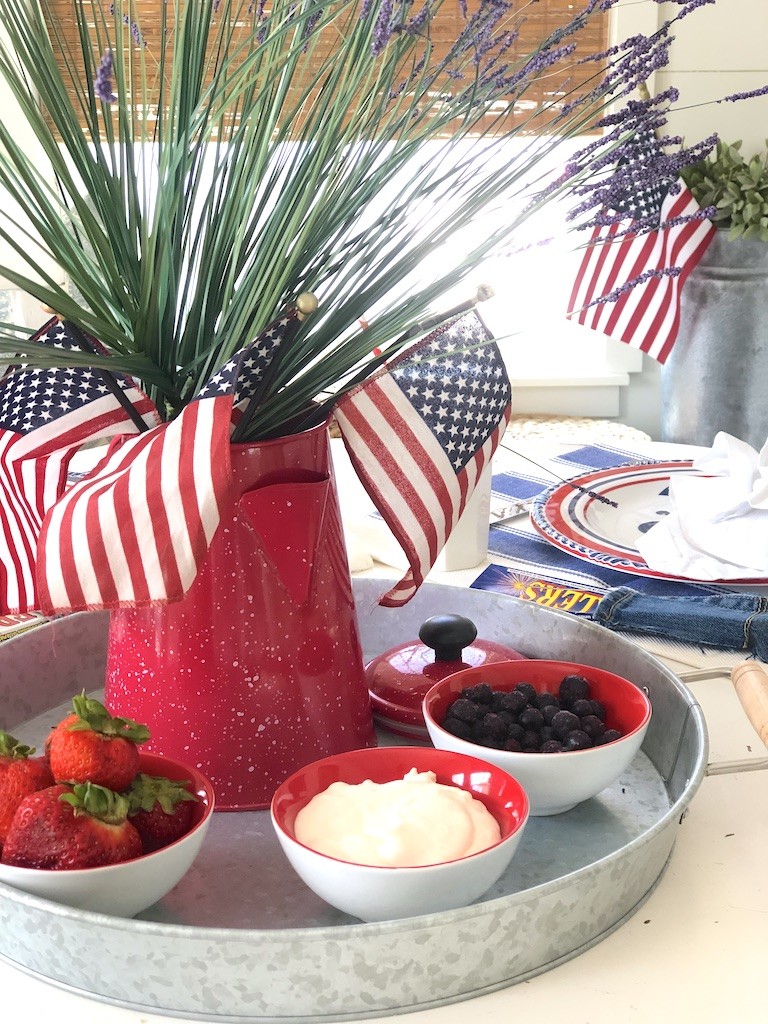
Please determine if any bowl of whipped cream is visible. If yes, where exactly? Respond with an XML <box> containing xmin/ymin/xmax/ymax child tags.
<box><xmin>270</xmin><ymin>745</ymin><xmax>529</xmax><ymax>922</ymax></box>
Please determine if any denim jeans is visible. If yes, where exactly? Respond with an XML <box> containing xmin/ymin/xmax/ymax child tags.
<box><xmin>592</xmin><ymin>587</ymin><xmax>768</xmax><ymax>660</ymax></box>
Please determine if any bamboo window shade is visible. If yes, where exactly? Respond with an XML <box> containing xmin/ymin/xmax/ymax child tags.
<box><xmin>42</xmin><ymin>1</ymin><xmax>608</xmax><ymax>137</ymax></box>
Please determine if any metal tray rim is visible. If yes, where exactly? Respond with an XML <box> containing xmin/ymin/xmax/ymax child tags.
<box><xmin>0</xmin><ymin>581</ymin><xmax>710</xmax><ymax>1020</ymax></box>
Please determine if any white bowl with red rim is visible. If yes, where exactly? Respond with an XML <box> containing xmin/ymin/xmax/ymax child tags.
<box><xmin>0</xmin><ymin>752</ymin><xmax>215</xmax><ymax>917</ymax></box>
<box><xmin>423</xmin><ymin>659</ymin><xmax>652</xmax><ymax>816</ymax></box>
<box><xmin>270</xmin><ymin>745</ymin><xmax>529</xmax><ymax>922</ymax></box>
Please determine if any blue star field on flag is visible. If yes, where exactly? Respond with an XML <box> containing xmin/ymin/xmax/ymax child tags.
<box><xmin>389</xmin><ymin>313</ymin><xmax>511</xmax><ymax>473</ymax></box>
<box><xmin>0</xmin><ymin>320</ymin><xmax>143</xmax><ymax>437</ymax></box>
<box><xmin>195</xmin><ymin>314</ymin><xmax>295</xmax><ymax>406</ymax></box>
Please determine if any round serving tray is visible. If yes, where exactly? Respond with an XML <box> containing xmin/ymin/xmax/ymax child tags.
<box><xmin>0</xmin><ymin>579</ymin><xmax>708</xmax><ymax>1022</ymax></box>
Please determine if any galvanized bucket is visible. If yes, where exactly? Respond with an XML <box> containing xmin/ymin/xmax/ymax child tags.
<box><xmin>660</xmin><ymin>231</ymin><xmax>768</xmax><ymax>450</ymax></box>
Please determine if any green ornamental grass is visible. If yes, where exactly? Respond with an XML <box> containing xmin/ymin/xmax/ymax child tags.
<box><xmin>0</xmin><ymin>0</ymin><xmax>726</xmax><ymax>439</ymax></box>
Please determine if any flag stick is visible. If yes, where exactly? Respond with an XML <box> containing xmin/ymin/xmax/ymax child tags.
<box><xmin>230</xmin><ymin>293</ymin><xmax>318</xmax><ymax>443</ymax></box>
<box><xmin>62</xmin><ymin>320</ymin><xmax>150</xmax><ymax>434</ymax></box>
<box><xmin>498</xmin><ymin>441</ymin><xmax>619</xmax><ymax>508</ymax></box>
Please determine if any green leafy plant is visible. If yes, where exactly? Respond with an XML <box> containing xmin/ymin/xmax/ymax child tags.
<box><xmin>681</xmin><ymin>139</ymin><xmax>768</xmax><ymax>242</ymax></box>
<box><xmin>0</xmin><ymin>0</ymin><xmax>727</xmax><ymax>439</ymax></box>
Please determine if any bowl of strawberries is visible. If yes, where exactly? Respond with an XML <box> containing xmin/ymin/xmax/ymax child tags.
<box><xmin>0</xmin><ymin>693</ymin><xmax>215</xmax><ymax>917</ymax></box>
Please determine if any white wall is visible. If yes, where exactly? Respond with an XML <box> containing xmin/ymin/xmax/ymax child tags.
<box><xmin>660</xmin><ymin>0</ymin><xmax>768</xmax><ymax>153</ymax></box>
<box><xmin>619</xmin><ymin>0</ymin><xmax>768</xmax><ymax>438</ymax></box>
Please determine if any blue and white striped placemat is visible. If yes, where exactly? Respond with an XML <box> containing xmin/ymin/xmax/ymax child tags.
<box><xmin>488</xmin><ymin>443</ymin><xmax>726</xmax><ymax>599</ymax></box>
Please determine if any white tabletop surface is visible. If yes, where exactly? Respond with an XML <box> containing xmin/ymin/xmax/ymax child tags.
<box><xmin>3</xmin><ymin>437</ymin><xmax>768</xmax><ymax>1022</ymax></box>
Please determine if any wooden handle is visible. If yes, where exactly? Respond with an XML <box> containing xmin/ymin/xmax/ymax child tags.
<box><xmin>731</xmin><ymin>662</ymin><xmax>768</xmax><ymax>749</ymax></box>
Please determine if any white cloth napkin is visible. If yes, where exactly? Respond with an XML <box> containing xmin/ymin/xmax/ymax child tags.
<box><xmin>636</xmin><ymin>431</ymin><xmax>768</xmax><ymax>579</ymax></box>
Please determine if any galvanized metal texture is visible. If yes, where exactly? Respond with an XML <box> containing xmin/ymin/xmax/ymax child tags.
<box><xmin>0</xmin><ymin>580</ymin><xmax>708</xmax><ymax>1021</ymax></box>
<box><xmin>660</xmin><ymin>231</ymin><xmax>768</xmax><ymax>451</ymax></box>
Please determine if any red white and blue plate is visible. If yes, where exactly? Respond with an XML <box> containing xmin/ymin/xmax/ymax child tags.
<box><xmin>529</xmin><ymin>460</ymin><xmax>764</xmax><ymax>583</ymax></box>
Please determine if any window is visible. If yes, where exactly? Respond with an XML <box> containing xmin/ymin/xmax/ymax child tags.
<box><xmin>9</xmin><ymin>2</ymin><xmax>618</xmax><ymax>386</ymax></box>
<box><xmin>42</xmin><ymin>1</ymin><xmax>608</xmax><ymax>136</ymax></box>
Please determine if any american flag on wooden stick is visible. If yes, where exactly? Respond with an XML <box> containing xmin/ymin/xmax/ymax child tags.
<box><xmin>37</xmin><ymin>309</ymin><xmax>300</xmax><ymax>615</ymax></box>
<box><xmin>567</xmin><ymin>130</ymin><xmax>716</xmax><ymax>364</ymax></box>
<box><xmin>0</xmin><ymin>317</ymin><xmax>159</xmax><ymax>613</ymax></box>
<box><xmin>334</xmin><ymin>310</ymin><xmax>512</xmax><ymax>607</ymax></box>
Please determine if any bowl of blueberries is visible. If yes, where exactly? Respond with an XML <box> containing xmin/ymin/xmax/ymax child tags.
<box><xmin>422</xmin><ymin>659</ymin><xmax>652</xmax><ymax>815</ymax></box>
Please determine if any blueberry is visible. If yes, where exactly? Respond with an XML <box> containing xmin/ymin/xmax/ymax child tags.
<box><xmin>558</xmin><ymin>674</ymin><xmax>590</xmax><ymax>706</ymax></box>
<box><xmin>580</xmin><ymin>714</ymin><xmax>606</xmax><ymax>740</ymax></box>
<box><xmin>551</xmin><ymin>709</ymin><xmax>580</xmax><ymax>738</ymax></box>
<box><xmin>514</xmin><ymin>682</ymin><xmax>538</xmax><ymax>704</ymax></box>
<box><xmin>498</xmin><ymin>690</ymin><xmax>528</xmax><ymax>715</ymax></box>
<box><xmin>541</xmin><ymin>704</ymin><xmax>560</xmax><ymax>725</ymax></box>
<box><xmin>562</xmin><ymin>729</ymin><xmax>593</xmax><ymax>750</ymax></box>
<box><xmin>471</xmin><ymin>719</ymin><xmax>490</xmax><ymax>742</ymax></box>
<box><xmin>592</xmin><ymin>700</ymin><xmax>606</xmax><ymax>722</ymax></box>
<box><xmin>539</xmin><ymin>739</ymin><xmax>563</xmax><ymax>753</ymax></box>
<box><xmin>446</xmin><ymin>698</ymin><xmax>482</xmax><ymax>723</ymax></box>
<box><xmin>462</xmin><ymin>683</ymin><xmax>494</xmax><ymax>704</ymax></box>
<box><xmin>504</xmin><ymin>737</ymin><xmax>523</xmax><ymax>752</ymax></box>
<box><xmin>521</xmin><ymin>729</ymin><xmax>540</xmax><ymax>749</ymax></box>
<box><xmin>442</xmin><ymin>716</ymin><xmax>474</xmax><ymax>740</ymax></box>
<box><xmin>572</xmin><ymin>698</ymin><xmax>595</xmax><ymax>718</ymax></box>
<box><xmin>537</xmin><ymin>692</ymin><xmax>560</xmax><ymax>710</ymax></box>
<box><xmin>507</xmin><ymin>723</ymin><xmax>526</xmax><ymax>743</ymax></box>
<box><xmin>481</xmin><ymin>736</ymin><xmax>505</xmax><ymax>749</ymax></box>
<box><xmin>490</xmin><ymin>691</ymin><xmax>509</xmax><ymax>712</ymax></box>
<box><xmin>599</xmin><ymin>729</ymin><xmax>623</xmax><ymax>745</ymax></box>
<box><xmin>482</xmin><ymin>712</ymin><xmax>507</xmax><ymax>741</ymax></box>
<box><xmin>519</xmin><ymin>707</ymin><xmax>544</xmax><ymax>730</ymax></box>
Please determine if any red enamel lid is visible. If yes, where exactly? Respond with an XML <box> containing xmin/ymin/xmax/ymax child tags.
<box><xmin>366</xmin><ymin>614</ymin><xmax>524</xmax><ymax>739</ymax></box>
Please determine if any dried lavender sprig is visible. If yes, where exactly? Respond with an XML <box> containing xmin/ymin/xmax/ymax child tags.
<box><xmin>480</xmin><ymin>42</ymin><xmax>576</xmax><ymax>95</ymax></box>
<box><xmin>94</xmin><ymin>49</ymin><xmax>117</xmax><ymax>104</ymax></box>
<box><xmin>371</xmin><ymin>0</ymin><xmax>395</xmax><ymax>55</ymax></box>
<box><xmin>571</xmin><ymin>200</ymin><xmax>716</xmax><ymax>247</ymax></box>
<box><xmin>719</xmin><ymin>85</ymin><xmax>768</xmax><ymax>104</ymax></box>
<box><xmin>108</xmin><ymin>3</ymin><xmax>145</xmax><ymax>47</ymax></box>
<box><xmin>583</xmin><ymin>266</ymin><xmax>682</xmax><ymax>311</ymax></box>
<box><xmin>565</xmin><ymin>132</ymin><xmax>719</xmax><ymax>226</ymax></box>
<box><xmin>672</xmin><ymin>0</ymin><xmax>717</xmax><ymax>16</ymax></box>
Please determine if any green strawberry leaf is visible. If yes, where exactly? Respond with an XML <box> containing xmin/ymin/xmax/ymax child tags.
<box><xmin>60</xmin><ymin>781</ymin><xmax>132</xmax><ymax>824</ymax></box>
<box><xmin>126</xmin><ymin>773</ymin><xmax>198</xmax><ymax>815</ymax></box>
<box><xmin>69</xmin><ymin>692</ymin><xmax>150</xmax><ymax>743</ymax></box>
<box><xmin>0</xmin><ymin>730</ymin><xmax>35</xmax><ymax>759</ymax></box>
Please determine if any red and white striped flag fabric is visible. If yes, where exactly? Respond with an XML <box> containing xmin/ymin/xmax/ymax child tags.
<box><xmin>37</xmin><ymin>310</ymin><xmax>299</xmax><ymax>615</ymax></box>
<box><xmin>568</xmin><ymin>132</ymin><xmax>716</xmax><ymax>364</ymax></box>
<box><xmin>0</xmin><ymin>317</ymin><xmax>160</xmax><ymax>613</ymax></box>
<box><xmin>334</xmin><ymin>310</ymin><xmax>512</xmax><ymax>607</ymax></box>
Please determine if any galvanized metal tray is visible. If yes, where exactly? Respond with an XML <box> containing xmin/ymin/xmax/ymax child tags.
<box><xmin>0</xmin><ymin>578</ymin><xmax>708</xmax><ymax>1022</ymax></box>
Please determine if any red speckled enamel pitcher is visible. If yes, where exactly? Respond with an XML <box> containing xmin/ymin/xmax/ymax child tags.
<box><xmin>104</xmin><ymin>422</ymin><xmax>376</xmax><ymax>810</ymax></box>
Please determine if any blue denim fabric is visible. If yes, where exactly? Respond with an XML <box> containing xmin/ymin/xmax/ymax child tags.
<box><xmin>592</xmin><ymin>587</ymin><xmax>768</xmax><ymax>660</ymax></box>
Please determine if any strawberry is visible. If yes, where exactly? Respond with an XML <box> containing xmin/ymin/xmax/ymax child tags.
<box><xmin>127</xmin><ymin>773</ymin><xmax>198</xmax><ymax>853</ymax></box>
<box><xmin>48</xmin><ymin>693</ymin><xmax>149</xmax><ymax>792</ymax></box>
<box><xmin>1</xmin><ymin>782</ymin><xmax>143</xmax><ymax>870</ymax></box>
<box><xmin>0</xmin><ymin>738</ymin><xmax>54</xmax><ymax>850</ymax></box>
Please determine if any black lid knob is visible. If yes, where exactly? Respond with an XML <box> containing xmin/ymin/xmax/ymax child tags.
<box><xmin>418</xmin><ymin>614</ymin><xmax>478</xmax><ymax>663</ymax></box>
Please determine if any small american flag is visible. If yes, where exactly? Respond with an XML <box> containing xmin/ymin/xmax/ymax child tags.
<box><xmin>0</xmin><ymin>317</ymin><xmax>159</xmax><ymax>613</ymax></box>
<box><xmin>334</xmin><ymin>310</ymin><xmax>512</xmax><ymax>607</ymax></box>
<box><xmin>37</xmin><ymin>310</ymin><xmax>299</xmax><ymax>615</ymax></box>
<box><xmin>568</xmin><ymin>131</ymin><xmax>716</xmax><ymax>363</ymax></box>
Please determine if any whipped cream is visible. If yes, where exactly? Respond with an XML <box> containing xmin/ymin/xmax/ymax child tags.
<box><xmin>294</xmin><ymin>769</ymin><xmax>501</xmax><ymax>867</ymax></box>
